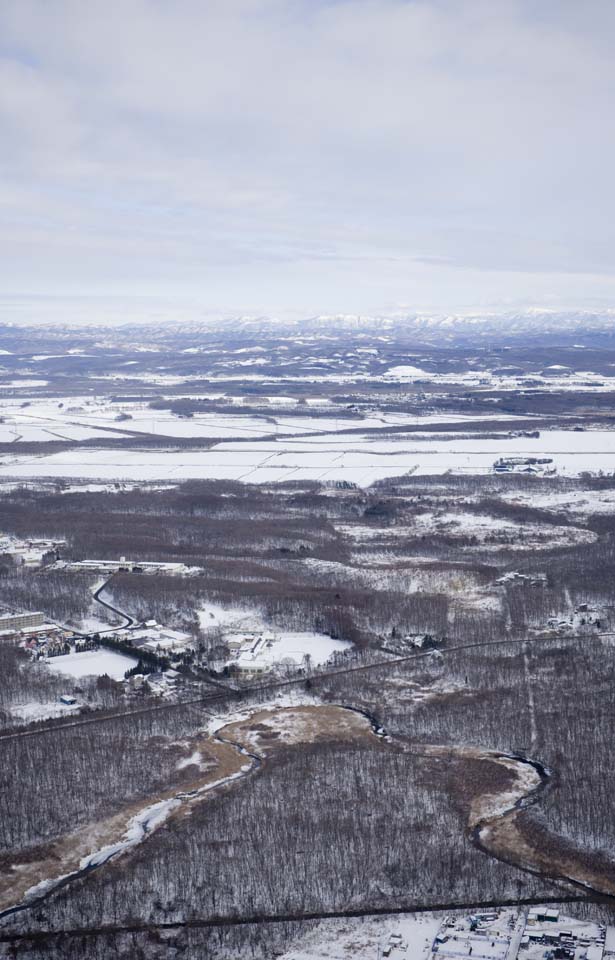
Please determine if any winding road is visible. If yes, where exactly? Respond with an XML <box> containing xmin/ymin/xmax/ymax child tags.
<box><xmin>92</xmin><ymin>578</ymin><xmax>134</xmax><ymax>630</ymax></box>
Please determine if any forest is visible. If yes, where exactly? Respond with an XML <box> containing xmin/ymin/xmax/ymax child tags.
<box><xmin>0</xmin><ymin>470</ymin><xmax>615</xmax><ymax>957</ymax></box>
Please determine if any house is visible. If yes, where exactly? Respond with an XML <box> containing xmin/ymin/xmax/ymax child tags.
<box><xmin>59</xmin><ymin>695</ymin><xmax>77</xmax><ymax>706</ymax></box>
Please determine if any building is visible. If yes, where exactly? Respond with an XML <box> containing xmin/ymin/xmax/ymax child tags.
<box><xmin>63</xmin><ymin>558</ymin><xmax>194</xmax><ymax>575</ymax></box>
<box><xmin>126</xmin><ymin>624</ymin><xmax>192</xmax><ymax>653</ymax></box>
<box><xmin>0</xmin><ymin>611</ymin><xmax>45</xmax><ymax>632</ymax></box>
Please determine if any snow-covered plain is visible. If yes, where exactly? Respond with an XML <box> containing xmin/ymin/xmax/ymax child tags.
<box><xmin>3</xmin><ymin>428</ymin><xmax>615</xmax><ymax>485</ymax></box>
<box><xmin>0</xmin><ymin>396</ymin><xmax>537</xmax><ymax>443</ymax></box>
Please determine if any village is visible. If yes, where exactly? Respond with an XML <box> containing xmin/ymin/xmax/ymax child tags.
<box><xmin>421</xmin><ymin>907</ymin><xmax>612</xmax><ymax>960</ymax></box>
<box><xmin>0</xmin><ymin>584</ymin><xmax>351</xmax><ymax>716</ymax></box>
<box><xmin>0</xmin><ymin>606</ymin><xmax>194</xmax><ymax>705</ymax></box>
<box><xmin>0</xmin><ymin>533</ymin><xmax>66</xmax><ymax>567</ymax></box>
<box><xmin>313</xmin><ymin>908</ymin><xmax>615</xmax><ymax>960</ymax></box>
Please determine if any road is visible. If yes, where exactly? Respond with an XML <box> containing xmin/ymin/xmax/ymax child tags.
<box><xmin>92</xmin><ymin>578</ymin><xmax>135</xmax><ymax>630</ymax></box>
<box><xmin>0</xmin><ymin>894</ymin><xmax>603</xmax><ymax>946</ymax></box>
<box><xmin>506</xmin><ymin>909</ymin><xmax>528</xmax><ymax>959</ymax></box>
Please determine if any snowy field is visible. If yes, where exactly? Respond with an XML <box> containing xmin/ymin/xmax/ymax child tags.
<box><xmin>500</xmin><ymin>487</ymin><xmax>615</xmax><ymax>515</ymax></box>
<box><xmin>234</xmin><ymin>631</ymin><xmax>350</xmax><ymax>670</ymax></box>
<box><xmin>0</xmin><ymin>395</ymin><xmax>542</xmax><ymax>444</ymax></box>
<box><xmin>2</xmin><ymin>428</ymin><xmax>615</xmax><ymax>485</ymax></box>
<box><xmin>383</xmin><ymin>365</ymin><xmax>615</xmax><ymax>392</ymax></box>
<box><xmin>45</xmin><ymin>649</ymin><xmax>138</xmax><ymax>680</ymax></box>
<box><xmin>198</xmin><ymin>603</ymin><xmax>351</xmax><ymax>669</ymax></box>
<box><xmin>278</xmin><ymin>913</ymin><xmax>441</xmax><ymax>959</ymax></box>
<box><xmin>198</xmin><ymin>600</ymin><xmax>262</xmax><ymax>631</ymax></box>
<box><xmin>10</xmin><ymin>700</ymin><xmax>81</xmax><ymax>723</ymax></box>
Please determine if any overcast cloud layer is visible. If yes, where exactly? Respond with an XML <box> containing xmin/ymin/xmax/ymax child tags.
<box><xmin>1</xmin><ymin>0</ymin><xmax>614</xmax><ymax>322</ymax></box>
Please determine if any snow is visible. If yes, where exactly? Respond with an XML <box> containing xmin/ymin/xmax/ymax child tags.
<box><xmin>2</xmin><ymin>426</ymin><xmax>615</xmax><ymax>485</ymax></box>
<box><xmin>45</xmin><ymin>648</ymin><xmax>138</xmax><ymax>680</ymax></box>
<box><xmin>1</xmin><ymin>391</ymin><xmax>615</xmax><ymax>486</ymax></box>
<box><xmin>0</xmin><ymin>395</ymin><xmax>544</xmax><ymax>449</ymax></box>
<box><xmin>430</xmin><ymin>911</ymin><xmax>521</xmax><ymax>960</ymax></box>
<box><xmin>278</xmin><ymin>913</ymin><xmax>441</xmax><ymax>959</ymax></box>
<box><xmin>233</xmin><ymin>631</ymin><xmax>350</xmax><ymax>670</ymax></box>
<box><xmin>198</xmin><ymin>601</ymin><xmax>260</xmax><ymax>631</ymax></box>
<box><xmin>204</xmin><ymin>690</ymin><xmax>323</xmax><ymax>735</ymax></box>
<box><xmin>0</xmin><ymin>379</ymin><xmax>48</xmax><ymax>387</ymax></box>
<box><xmin>500</xmin><ymin>487</ymin><xmax>615</xmax><ymax>516</ymax></box>
<box><xmin>473</xmin><ymin>756</ymin><xmax>542</xmax><ymax>823</ymax></box>
<box><xmin>10</xmin><ymin>700</ymin><xmax>80</xmax><ymax>722</ymax></box>
<box><xmin>73</xmin><ymin>616</ymin><xmax>117</xmax><ymax>633</ymax></box>
<box><xmin>397</xmin><ymin>510</ymin><xmax>595</xmax><ymax>550</ymax></box>
<box><xmin>176</xmin><ymin>750</ymin><xmax>203</xmax><ymax>770</ymax></box>
<box><xmin>384</xmin><ymin>364</ymin><xmax>429</xmax><ymax>378</ymax></box>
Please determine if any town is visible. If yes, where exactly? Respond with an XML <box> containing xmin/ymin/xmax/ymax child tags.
<box><xmin>424</xmin><ymin>908</ymin><xmax>612</xmax><ymax>960</ymax></box>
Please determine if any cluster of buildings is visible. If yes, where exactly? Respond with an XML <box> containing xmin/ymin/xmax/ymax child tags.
<box><xmin>0</xmin><ymin>611</ymin><xmax>79</xmax><ymax>657</ymax></box>
<box><xmin>224</xmin><ymin>631</ymin><xmax>279</xmax><ymax>677</ymax></box>
<box><xmin>0</xmin><ymin>535</ymin><xmax>65</xmax><ymax>567</ymax></box>
<box><xmin>127</xmin><ymin>667</ymin><xmax>182</xmax><ymax>697</ymax></box>
<box><xmin>520</xmin><ymin>908</ymin><xmax>608</xmax><ymax>959</ymax></box>
<box><xmin>0</xmin><ymin>603</ymin><xmax>192</xmax><ymax>674</ymax></box>
<box><xmin>0</xmin><ymin>610</ymin><xmax>46</xmax><ymax>635</ymax></box>
<box><xmin>428</xmin><ymin>908</ymin><xmax>611</xmax><ymax>960</ymax></box>
<box><xmin>54</xmin><ymin>558</ymin><xmax>200</xmax><ymax>576</ymax></box>
<box><xmin>531</xmin><ymin>603</ymin><xmax>605</xmax><ymax>638</ymax></box>
<box><xmin>493</xmin><ymin>457</ymin><xmax>556</xmax><ymax>476</ymax></box>
<box><xmin>7</xmin><ymin>616</ymin><xmax>98</xmax><ymax>660</ymax></box>
<box><xmin>495</xmin><ymin>571</ymin><xmax>547</xmax><ymax>587</ymax></box>
<box><xmin>114</xmin><ymin>620</ymin><xmax>193</xmax><ymax>656</ymax></box>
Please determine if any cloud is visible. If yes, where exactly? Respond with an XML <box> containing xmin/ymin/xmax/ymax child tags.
<box><xmin>0</xmin><ymin>0</ymin><xmax>614</xmax><ymax>318</ymax></box>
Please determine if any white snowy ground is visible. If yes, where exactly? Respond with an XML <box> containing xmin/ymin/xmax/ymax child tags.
<box><xmin>382</xmin><ymin>365</ymin><xmax>615</xmax><ymax>394</ymax></box>
<box><xmin>45</xmin><ymin>649</ymin><xmax>138</xmax><ymax>680</ymax></box>
<box><xmin>198</xmin><ymin>601</ymin><xmax>350</xmax><ymax>668</ymax></box>
<box><xmin>2</xmin><ymin>427</ymin><xmax>615</xmax><ymax>484</ymax></box>
<box><xmin>499</xmin><ymin>487</ymin><xmax>615</xmax><ymax>516</ymax></box>
<box><xmin>198</xmin><ymin>600</ymin><xmax>262</xmax><ymax>632</ymax></box>
<box><xmin>379</xmin><ymin>510</ymin><xmax>596</xmax><ymax>550</ymax></box>
<box><xmin>277</xmin><ymin>913</ymin><xmax>440</xmax><ymax>959</ymax></box>
<box><xmin>0</xmin><ymin>395</ymin><xmax>541</xmax><ymax>444</ymax></box>
<box><xmin>234</xmin><ymin>631</ymin><xmax>350</xmax><ymax>669</ymax></box>
<box><xmin>9</xmin><ymin>700</ymin><xmax>81</xmax><ymax>723</ymax></box>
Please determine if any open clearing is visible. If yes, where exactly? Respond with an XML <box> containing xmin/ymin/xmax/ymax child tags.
<box><xmin>2</xmin><ymin>428</ymin><xmax>615</xmax><ymax>484</ymax></box>
<box><xmin>45</xmin><ymin>649</ymin><xmax>138</xmax><ymax>681</ymax></box>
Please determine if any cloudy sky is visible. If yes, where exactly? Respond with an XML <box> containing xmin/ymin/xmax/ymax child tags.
<box><xmin>1</xmin><ymin>0</ymin><xmax>614</xmax><ymax>322</ymax></box>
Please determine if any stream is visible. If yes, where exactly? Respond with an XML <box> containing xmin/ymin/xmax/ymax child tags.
<box><xmin>0</xmin><ymin>725</ymin><xmax>262</xmax><ymax>924</ymax></box>
<box><xmin>0</xmin><ymin>705</ymin><xmax>611</xmax><ymax>929</ymax></box>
